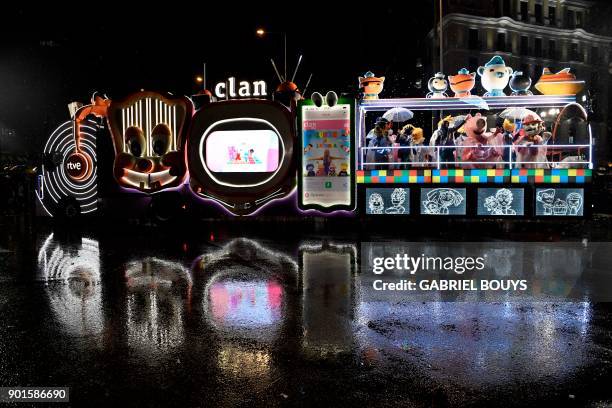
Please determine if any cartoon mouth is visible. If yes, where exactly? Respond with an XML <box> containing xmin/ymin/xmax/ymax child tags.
<box><xmin>450</xmin><ymin>78</ymin><xmax>474</xmax><ymax>86</ymax></box>
<box><xmin>121</xmin><ymin>168</ymin><xmax>177</xmax><ymax>189</ymax></box>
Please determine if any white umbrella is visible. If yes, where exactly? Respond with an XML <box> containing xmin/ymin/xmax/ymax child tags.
<box><xmin>383</xmin><ymin>107</ymin><xmax>414</xmax><ymax>122</ymax></box>
<box><xmin>499</xmin><ymin>107</ymin><xmax>539</xmax><ymax>120</ymax></box>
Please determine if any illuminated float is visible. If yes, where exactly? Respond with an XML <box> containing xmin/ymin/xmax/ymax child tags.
<box><xmin>36</xmin><ymin>58</ymin><xmax>593</xmax><ymax>219</ymax></box>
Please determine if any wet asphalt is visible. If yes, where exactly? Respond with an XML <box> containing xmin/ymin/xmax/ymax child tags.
<box><xmin>1</xmin><ymin>217</ymin><xmax>612</xmax><ymax>407</ymax></box>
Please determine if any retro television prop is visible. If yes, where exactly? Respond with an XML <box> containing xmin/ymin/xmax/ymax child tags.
<box><xmin>187</xmin><ymin>99</ymin><xmax>296</xmax><ymax>216</ymax></box>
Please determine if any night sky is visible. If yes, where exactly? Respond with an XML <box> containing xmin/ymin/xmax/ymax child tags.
<box><xmin>0</xmin><ymin>3</ymin><xmax>432</xmax><ymax>151</ymax></box>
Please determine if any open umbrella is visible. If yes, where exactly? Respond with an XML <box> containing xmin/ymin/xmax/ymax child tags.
<box><xmin>499</xmin><ymin>107</ymin><xmax>539</xmax><ymax>120</ymax></box>
<box><xmin>383</xmin><ymin>107</ymin><xmax>414</xmax><ymax>122</ymax></box>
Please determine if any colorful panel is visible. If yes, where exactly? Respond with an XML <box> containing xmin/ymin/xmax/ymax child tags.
<box><xmin>356</xmin><ymin>169</ymin><xmax>591</xmax><ymax>184</ymax></box>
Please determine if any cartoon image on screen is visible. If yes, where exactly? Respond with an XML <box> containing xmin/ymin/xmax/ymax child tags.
<box><xmin>536</xmin><ymin>188</ymin><xmax>584</xmax><ymax>216</ymax></box>
<box><xmin>366</xmin><ymin>188</ymin><xmax>410</xmax><ymax>215</ymax></box>
<box><xmin>301</xmin><ymin>104</ymin><xmax>351</xmax><ymax>207</ymax></box>
<box><xmin>420</xmin><ymin>188</ymin><xmax>466</xmax><ymax>215</ymax></box>
<box><xmin>206</xmin><ymin>130</ymin><xmax>280</xmax><ymax>173</ymax></box>
<box><xmin>477</xmin><ymin>188</ymin><xmax>524</xmax><ymax>216</ymax></box>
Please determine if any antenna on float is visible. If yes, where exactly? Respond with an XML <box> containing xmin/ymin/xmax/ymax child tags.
<box><xmin>291</xmin><ymin>55</ymin><xmax>303</xmax><ymax>83</ymax></box>
<box><xmin>302</xmin><ymin>73</ymin><xmax>313</xmax><ymax>95</ymax></box>
<box><xmin>271</xmin><ymin>59</ymin><xmax>284</xmax><ymax>82</ymax></box>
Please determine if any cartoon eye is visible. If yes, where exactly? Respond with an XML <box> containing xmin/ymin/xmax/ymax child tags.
<box><xmin>489</xmin><ymin>68</ymin><xmax>494</xmax><ymax>72</ymax></box>
<box><xmin>151</xmin><ymin>123</ymin><xmax>172</xmax><ymax>156</ymax></box>
<box><xmin>125</xmin><ymin>126</ymin><xmax>145</xmax><ymax>157</ymax></box>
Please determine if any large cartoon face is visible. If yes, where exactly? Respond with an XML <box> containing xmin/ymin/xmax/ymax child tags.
<box><xmin>107</xmin><ymin>91</ymin><xmax>193</xmax><ymax>192</ymax></box>
<box><xmin>478</xmin><ymin>64</ymin><xmax>513</xmax><ymax>92</ymax></box>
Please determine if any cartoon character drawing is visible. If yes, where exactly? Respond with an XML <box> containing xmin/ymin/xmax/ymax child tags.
<box><xmin>426</xmin><ymin>72</ymin><xmax>449</xmax><ymax>98</ymax></box>
<box><xmin>305</xmin><ymin>163</ymin><xmax>315</xmax><ymax>177</ymax></box>
<box><xmin>514</xmin><ymin>114</ymin><xmax>550</xmax><ymax>168</ymax></box>
<box><xmin>368</xmin><ymin>193</ymin><xmax>385</xmax><ymax>214</ymax></box>
<box><xmin>536</xmin><ymin>189</ymin><xmax>556</xmax><ymax>215</ymax></box>
<box><xmin>477</xmin><ymin>55</ymin><xmax>513</xmax><ymax>97</ymax></box>
<box><xmin>484</xmin><ymin>188</ymin><xmax>516</xmax><ymax>215</ymax></box>
<box><xmin>509</xmin><ymin>71</ymin><xmax>533</xmax><ymax>96</ymax></box>
<box><xmin>422</xmin><ymin>188</ymin><xmax>464</xmax><ymax>215</ymax></box>
<box><xmin>448</xmin><ymin>68</ymin><xmax>476</xmax><ymax>98</ymax></box>
<box><xmin>384</xmin><ymin>188</ymin><xmax>407</xmax><ymax>214</ymax></box>
<box><xmin>566</xmin><ymin>192</ymin><xmax>583</xmax><ymax>215</ymax></box>
<box><xmin>359</xmin><ymin>71</ymin><xmax>385</xmax><ymax>100</ymax></box>
<box><xmin>337</xmin><ymin>163</ymin><xmax>349</xmax><ymax>176</ymax></box>
<box><xmin>537</xmin><ymin>190</ymin><xmax>583</xmax><ymax>216</ymax></box>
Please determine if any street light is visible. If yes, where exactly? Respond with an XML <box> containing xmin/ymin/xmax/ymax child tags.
<box><xmin>195</xmin><ymin>76</ymin><xmax>203</xmax><ymax>83</ymax></box>
<box><xmin>256</xmin><ymin>27</ymin><xmax>287</xmax><ymax>80</ymax></box>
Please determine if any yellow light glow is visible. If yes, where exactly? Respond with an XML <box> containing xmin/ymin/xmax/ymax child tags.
<box><xmin>196</xmin><ymin>76</ymin><xmax>203</xmax><ymax>83</ymax></box>
<box><xmin>256</xmin><ymin>28</ymin><xmax>265</xmax><ymax>36</ymax></box>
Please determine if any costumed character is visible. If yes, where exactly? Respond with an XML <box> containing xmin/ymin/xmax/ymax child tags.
<box><xmin>460</xmin><ymin>113</ymin><xmax>502</xmax><ymax>168</ymax></box>
<box><xmin>514</xmin><ymin>114</ymin><xmax>550</xmax><ymax>168</ymax></box>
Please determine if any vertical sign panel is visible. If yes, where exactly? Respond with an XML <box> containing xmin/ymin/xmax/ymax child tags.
<box><xmin>298</xmin><ymin>98</ymin><xmax>355</xmax><ymax>211</ymax></box>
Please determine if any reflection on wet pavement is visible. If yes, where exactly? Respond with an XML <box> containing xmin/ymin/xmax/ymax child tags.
<box><xmin>0</xmin><ymin>228</ymin><xmax>610</xmax><ymax>406</ymax></box>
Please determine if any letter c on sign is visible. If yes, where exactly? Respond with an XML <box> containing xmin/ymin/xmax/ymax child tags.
<box><xmin>215</xmin><ymin>82</ymin><xmax>226</xmax><ymax>99</ymax></box>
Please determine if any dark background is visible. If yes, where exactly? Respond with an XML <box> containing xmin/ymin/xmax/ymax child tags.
<box><xmin>0</xmin><ymin>3</ymin><xmax>433</xmax><ymax>150</ymax></box>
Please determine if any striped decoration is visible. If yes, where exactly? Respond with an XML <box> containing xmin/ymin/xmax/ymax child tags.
<box><xmin>356</xmin><ymin>169</ymin><xmax>592</xmax><ymax>184</ymax></box>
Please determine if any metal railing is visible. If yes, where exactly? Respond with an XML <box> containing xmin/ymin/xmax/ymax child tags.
<box><xmin>359</xmin><ymin>144</ymin><xmax>591</xmax><ymax>170</ymax></box>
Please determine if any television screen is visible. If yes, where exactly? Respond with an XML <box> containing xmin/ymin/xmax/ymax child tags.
<box><xmin>535</xmin><ymin>188</ymin><xmax>584</xmax><ymax>216</ymax></box>
<box><xmin>301</xmin><ymin>103</ymin><xmax>351</xmax><ymax>207</ymax></box>
<box><xmin>477</xmin><ymin>188</ymin><xmax>524</xmax><ymax>216</ymax></box>
<box><xmin>205</xmin><ymin>129</ymin><xmax>280</xmax><ymax>173</ymax></box>
<box><xmin>365</xmin><ymin>188</ymin><xmax>410</xmax><ymax>215</ymax></box>
<box><xmin>420</xmin><ymin>188</ymin><xmax>466</xmax><ymax>215</ymax></box>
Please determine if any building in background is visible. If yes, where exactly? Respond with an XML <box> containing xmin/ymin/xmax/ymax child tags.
<box><xmin>427</xmin><ymin>0</ymin><xmax>612</xmax><ymax>165</ymax></box>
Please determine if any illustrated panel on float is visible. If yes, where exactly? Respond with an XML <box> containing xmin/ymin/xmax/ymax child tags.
<box><xmin>301</xmin><ymin>103</ymin><xmax>352</xmax><ymax>207</ymax></box>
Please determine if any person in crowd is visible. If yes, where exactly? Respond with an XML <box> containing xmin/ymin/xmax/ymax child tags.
<box><xmin>365</xmin><ymin>118</ymin><xmax>392</xmax><ymax>169</ymax></box>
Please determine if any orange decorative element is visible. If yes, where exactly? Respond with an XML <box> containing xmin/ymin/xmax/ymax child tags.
<box><xmin>448</xmin><ymin>69</ymin><xmax>476</xmax><ymax>98</ymax></box>
<box><xmin>534</xmin><ymin>68</ymin><xmax>585</xmax><ymax>95</ymax></box>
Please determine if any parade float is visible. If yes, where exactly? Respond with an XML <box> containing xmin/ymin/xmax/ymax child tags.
<box><xmin>36</xmin><ymin>56</ymin><xmax>592</xmax><ymax>220</ymax></box>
